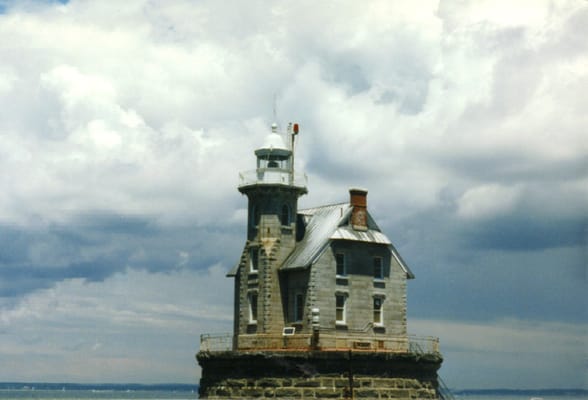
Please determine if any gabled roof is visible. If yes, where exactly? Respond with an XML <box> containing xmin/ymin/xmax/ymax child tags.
<box><xmin>281</xmin><ymin>203</ymin><xmax>351</xmax><ymax>271</ymax></box>
<box><xmin>228</xmin><ymin>202</ymin><xmax>415</xmax><ymax>279</ymax></box>
<box><xmin>280</xmin><ymin>203</ymin><xmax>414</xmax><ymax>278</ymax></box>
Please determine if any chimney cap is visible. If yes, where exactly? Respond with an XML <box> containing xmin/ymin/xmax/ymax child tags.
<box><xmin>349</xmin><ymin>187</ymin><xmax>368</xmax><ymax>195</ymax></box>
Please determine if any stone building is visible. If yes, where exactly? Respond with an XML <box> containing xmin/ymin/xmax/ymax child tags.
<box><xmin>197</xmin><ymin>123</ymin><xmax>448</xmax><ymax>399</ymax></box>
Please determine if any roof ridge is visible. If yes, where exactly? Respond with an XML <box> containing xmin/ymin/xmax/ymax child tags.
<box><xmin>299</xmin><ymin>202</ymin><xmax>349</xmax><ymax>212</ymax></box>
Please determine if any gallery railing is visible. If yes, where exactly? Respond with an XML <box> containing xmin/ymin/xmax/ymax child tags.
<box><xmin>199</xmin><ymin>332</ymin><xmax>439</xmax><ymax>355</ymax></box>
<box><xmin>238</xmin><ymin>169</ymin><xmax>308</xmax><ymax>188</ymax></box>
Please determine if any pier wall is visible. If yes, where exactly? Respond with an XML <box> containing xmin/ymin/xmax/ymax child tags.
<box><xmin>197</xmin><ymin>350</ymin><xmax>442</xmax><ymax>399</ymax></box>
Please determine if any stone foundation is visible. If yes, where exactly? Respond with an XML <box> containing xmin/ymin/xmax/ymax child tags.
<box><xmin>197</xmin><ymin>350</ymin><xmax>443</xmax><ymax>399</ymax></box>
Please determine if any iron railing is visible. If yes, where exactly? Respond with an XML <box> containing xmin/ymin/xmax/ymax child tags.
<box><xmin>199</xmin><ymin>332</ymin><xmax>439</xmax><ymax>355</ymax></box>
<box><xmin>238</xmin><ymin>169</ymin><xmax>307</xmax><ymax>188</ymax></box>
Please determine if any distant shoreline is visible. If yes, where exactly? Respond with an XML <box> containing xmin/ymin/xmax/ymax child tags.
<box><xmin>0</xmin><ymin>383</ymin><xmax>198</xmax><ymax>392</ymax></box>
<box><xmin>454</xmin><ymin>388</ymin><xmax>588</xmax><ymax>396</ymax></box>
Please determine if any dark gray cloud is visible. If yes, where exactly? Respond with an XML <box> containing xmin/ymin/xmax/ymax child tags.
<box><xmin>462</xmin><ymin>215</ymin><xmax>586</xmax><ymax>251</ymax></box>
<box><xmin>0</xmin><ymin>0</ymin><xmax>586</xmax><ymax>388</ymax></box>
<box><xmin>388</xmin><ymin>211</ymin><xmax>587</xmax><ymax>324</ymax></box>
<box><xmin>0</xmin><ymin>214</ymin><xmax>243</xmax><ymax>299</ymax></box>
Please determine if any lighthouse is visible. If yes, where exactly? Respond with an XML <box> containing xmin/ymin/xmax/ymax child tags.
<box><xmin>197</xmin><ymin>121</ymin><xmax>448</xmax><ymax>399</ymax></box>
<box><xmin>234</xmin><ymin>122</ymin><xmax>307</xmax><ymax>340</ymax></box>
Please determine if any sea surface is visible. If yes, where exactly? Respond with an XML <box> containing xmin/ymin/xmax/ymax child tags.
<box><xmin>1</xmin><ymin>391</ymin><xmax>588</xmax><ymax>400</ymax></box>
<box><xmin>0</xmin><ymin>385</ymin><xmax>586</xmax><ymax>400</ymax></box>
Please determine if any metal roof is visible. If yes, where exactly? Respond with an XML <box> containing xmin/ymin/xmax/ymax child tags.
<box><xmin>330</xmin><ymin>226</ymin><xmax>391</xmax><ymax>244</ymax></box>
<box><xmin>254</xmin><ymin>133</ymin><xmax>291</xmax><ymax>158</ymax></box>
<box><xmin>226</xmin><ymin>262</ymin><xmax>239</xmax><ymax>277</ymax></box>
<box><xmin>228</xmin><ymin>202</ymin><xmax>415</xmax><ymax>279</ymax></box>
<box><xmin>390</xmin><ymin>244</ymin><xmax>415</xmax><ymax>279</ymax></box>
<box><xmin>281</xmin><ymin>203</ymin><xmax>351</xmax><ymax>271</ymax></box>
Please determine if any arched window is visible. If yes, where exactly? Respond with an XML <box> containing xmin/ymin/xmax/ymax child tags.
<box><xmin>281</xmin><ymin>204</ymin><xmax>290</xmax><ymax>226</ymax></box>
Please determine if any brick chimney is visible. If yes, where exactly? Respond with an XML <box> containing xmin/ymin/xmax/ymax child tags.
<box><xmin>349</xmin><ymin>188</ymin><xmax>368</xmax><ymax>231</ymax></box>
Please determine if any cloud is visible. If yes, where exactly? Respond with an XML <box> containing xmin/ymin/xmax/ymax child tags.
<box><xmin>0</xmin><ymin>264</ymin><xmax>233</xmax><ymax>382</ymax></box>
<box><xmin>456</xmin><ymin>183</ymin><xmax>522</xmax><ymax>219</ymax></box>
<box><xmin>410</xmin><ymin>318</ymin><xmax>588</xmax><ymax>389</ymax></box>
<box><xmin>0</xmin><ymin>0</ymin><xmax>586</xmax><ymax>387</ymax></box>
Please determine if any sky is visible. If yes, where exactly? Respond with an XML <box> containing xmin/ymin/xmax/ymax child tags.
<box><xmin>0</xmin><ymin>0</ymin><xmax>586</xmax><ymax>390</ymax></box>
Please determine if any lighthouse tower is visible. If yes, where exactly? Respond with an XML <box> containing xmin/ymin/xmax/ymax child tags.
<box><xmin>234</xmin><ymin>123</ymin><xmax>307</xmax><ymax>341</ymax></box>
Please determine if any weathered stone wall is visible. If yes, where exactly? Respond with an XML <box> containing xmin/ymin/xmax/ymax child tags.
<box><xmin>197</xmin><ymin>351</ymin><xmax>442</xmax><ymax>399</ymax></box>
<box><xmin>235</xmin><ymin>186</ymin><xmax>303</xmax><ymax>339</ymax></box>
<box><xmin>312</xmin><ymin>241</ymin><xmax>407</xmax><ymax>336</ymax></box>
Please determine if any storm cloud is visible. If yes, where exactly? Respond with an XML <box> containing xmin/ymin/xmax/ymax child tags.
<box><xmin>0</xmin><ymin>0</ymin><xmax>586</xmax><ymax>389</ymax></box>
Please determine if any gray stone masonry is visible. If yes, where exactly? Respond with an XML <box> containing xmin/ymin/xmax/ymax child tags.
<box><xmin>311</xmin><ymin>241</ymin><xmax>407</xmax><ymax>336</ymax></box>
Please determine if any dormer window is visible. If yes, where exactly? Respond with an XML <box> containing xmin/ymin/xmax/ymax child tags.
<box><xmin>335</xmin><ymin>253</ymin><xmax>346</xmax><ymax>277</ymax></box>
<box><xmin>294</xmin><ymin>293</ymin><xmax>304</xmax><ymax>322</ymax></box>
<box><xmin>373</xmin><ymin>257</ymin><xmax>384</xmax><ymax>280</ymax></box>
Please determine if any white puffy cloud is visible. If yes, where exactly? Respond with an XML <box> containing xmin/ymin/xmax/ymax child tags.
<box><xmin>0</xmin><ymin>264</ymin><xmax>232</xmax><ymax>382</ymax></box>
<box><xmin>456</xmin><ymin>183</ymin><xmax>522</xmax><ymax>219</ymax></box>
<box><xmin>0</xmin><ymin>0</ymin><xmax>586</xmax><ymax>388</ymax></box>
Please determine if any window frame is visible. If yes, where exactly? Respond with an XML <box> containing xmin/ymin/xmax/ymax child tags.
<box><xmin>335</xmin><ymin>293</ymin><xmax>347</xmax><ymax>325</ymax></box>
<box><xmin>281</xmin><ymin>204</ymin><xmax>291</xmax><ymax>226</ymax></box>
<box><xmin>294</xmin><ymin>293</ymin><xmax>304</xmax><ymax>322</ymax></box>
<box><xmin>248</xmin><ymin>292</ymin><xmax>258</xmax><ymax>324</ymax></box>
<box><xmin>335</xmin><ymin>253</ymin><xmax>347</xmax><ymax>277</ymax></box>
<box><xmin>373</xmin><ymin>296</ymin><xmax>384</xmax><ymax>326</ymax></box>
<box><xmin>249</xmin><ymin>248</ymin><xmax>259</xmax><ymax>273</ymax></box>
<box><xmin>373</xmin><ymin>256</ymin><xmax>384</xmax><ymax>280</ymax></box>
<box><xmin>250</xmin><ymin>205</ymin><xmax>259</xmax><ymax>228</ymax></box>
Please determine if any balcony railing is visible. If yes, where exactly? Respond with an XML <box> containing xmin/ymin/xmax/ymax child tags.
<box><xmin>238</xmin><ymin>169</ymin><xmax>308</xmax><ymax>188</ymax></box>
<box><xmin>199</xmin><ymin>332</ymin><xmax>439</xmax><ymax>355</ymax></box>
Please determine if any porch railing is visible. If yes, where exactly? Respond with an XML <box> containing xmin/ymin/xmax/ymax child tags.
<box><xmin>199</xmin><ymin>332</ymin><xmax>439</xmax><ymax>355</ymax></box>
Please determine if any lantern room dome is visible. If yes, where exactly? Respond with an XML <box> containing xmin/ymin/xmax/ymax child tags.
<box><xmin>255</xmin><ymin>132</ymin><xmax>291</xmax><ymax>158</ymax></box>
<box><xmin>262</xmin><ymin>132</ymin><xmax>288</xmax><ymax>150</ymax></box>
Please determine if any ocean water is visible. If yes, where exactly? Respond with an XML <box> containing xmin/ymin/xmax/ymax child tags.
<box><xmin>1</xmin><ymin>390</ymin><xmax>587</xmax><ymax>400</ymax></box>
<box><xmin>0</xmin><ymin>390</ymin><xmax>197</xmax><ymax>400</ymax></box>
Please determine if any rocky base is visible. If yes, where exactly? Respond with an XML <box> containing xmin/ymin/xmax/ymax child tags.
<box><xmin>197</xmin><ymin>350</ymin><xmax>443</xmax><ymax>399</ymax></box>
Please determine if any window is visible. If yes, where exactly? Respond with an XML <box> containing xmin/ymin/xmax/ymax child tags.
<box><xmin>294</xmin><ymin>293</ymin><xmax>304</xmax><ymax>322</ymax></box>
<box><xmin>281</xmin><ymin>204</ymin><xmax>290</xmax><ymax>226</ymax></box>
<box><xmin>336</xmin><ymin>253</ymin><xmax>346</xmax><ymax>276</ymax></box>
<box><xmin>248</xmin><ymin>292</ymin><xmax>258</xmax><ymax>323</ymax></box>
<box><xmin>373</xmin><ymin>297</ymin><xmax>383</xmax><ymax>326</ymax></box>
<box><xmin>335</xmin><ymin>294</ymin><xmax>347</xmax><ymax>324</ymax></box>
<box><xmin>250</xmin><ymin>205</ymin><xmax>259</xmax><ymax>228</ymax></box>
<box><xmin>373</xmin><ymin>257</ymin><xmax>383</xmax><ymax>279</ymax></box>
<box><xmin>249</xmin><ymin>248</ymin><xmax>259</xmax><ymax>273</ymax></box>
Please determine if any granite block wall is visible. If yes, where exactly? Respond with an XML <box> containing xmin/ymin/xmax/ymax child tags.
<box><xmin>197</xmin><ymin>351</ymin><xmax>442</xmax><ymax>399</ymax></box>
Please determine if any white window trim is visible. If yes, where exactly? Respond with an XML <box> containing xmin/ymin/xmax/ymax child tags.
<box><xmin>335</xmin><ymin>293</ymin><xmax>347</xmax><ymax>325</ymax></box>
<box><xmin>248</xmin><ymin>291</ymin><xmax>258</xmax><ymax>324</ymax></box>
<box><xmin>249</xmin><ymin>248</ymin><xmax>258</xmax><ymax>273</ymax></box>
<box><xmin>373</xmin><ymin>295</ymin><xmax>385</xmax><ymax>327</ymax></box>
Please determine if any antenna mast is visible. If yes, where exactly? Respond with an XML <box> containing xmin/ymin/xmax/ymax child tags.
<box><xmin>272</xmin><ymin>93</ymin><xmax>278</xmax><ymax>124</ymax></box>
<box><xmin>290</xmin><ymin>123</ymin><xmax>299</xmax><ymax>180</ymax></box>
